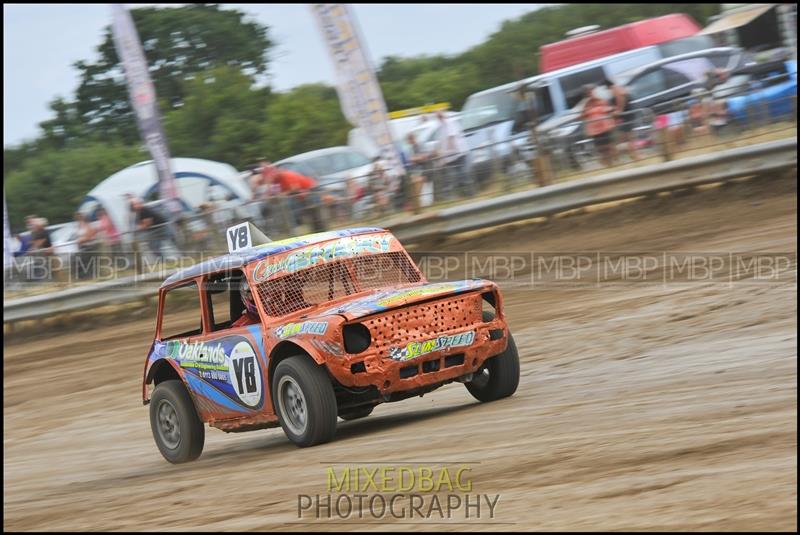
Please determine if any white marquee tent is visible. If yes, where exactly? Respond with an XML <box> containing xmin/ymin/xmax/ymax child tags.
<box><xmin>79</xmin><ymin>158</ymin><xmax>252</xmax><ymax>234</ymax></box>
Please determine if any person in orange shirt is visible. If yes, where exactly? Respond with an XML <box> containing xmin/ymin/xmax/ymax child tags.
<box><xmin>581</xmin><ymin>84</ymin><xmax>617</xmax><ymax>167</ymax></box>
<box><xmin>231</xmin><ymin>279</ymin><xmax>260</xmax><ymax>328</ymax></box>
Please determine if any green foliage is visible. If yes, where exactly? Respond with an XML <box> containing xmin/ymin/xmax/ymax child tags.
<box><xmin>258</xmin><ymin>84</ymin><xmax>350</xmax><ymax>162</ymax></box>
<box><xmin>164</xmin><ymin>66</ymin><xmax>271</xmax><ymax>167</ymax></box>
<box><xmin>73</xmin><ymin>4</ymin><xmax>272</xmax><ymax>145</ymax></box>
<box><xmin>5</xmin><ymin>143</ymin><xmax>144</xmax><ymax>227</ymax></box>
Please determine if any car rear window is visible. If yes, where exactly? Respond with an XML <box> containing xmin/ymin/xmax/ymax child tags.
<box><xmin>255</xmin><ymin>251</ymin><xmax>421</xmax><ymax>316</ymax></box>
<box><xmin>160</xmin><ymin>281</ymin><xmax>202</xmax><ymax>340</ymax></box>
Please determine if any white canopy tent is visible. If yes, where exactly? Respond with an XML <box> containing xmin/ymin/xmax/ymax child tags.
<box><xmin>79</xmin><ymin>158</ymin><xmax>252</xmax><ymax>234</ymax></box>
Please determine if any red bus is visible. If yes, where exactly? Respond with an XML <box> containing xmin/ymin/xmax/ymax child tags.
<box><xmin>539</xmin><ymin>14</ymin><xmax>702</xmax><ymax>73</ymax></box>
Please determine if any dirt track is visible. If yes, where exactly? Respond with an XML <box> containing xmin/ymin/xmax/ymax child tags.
<box><xmin>4</xmin><ymin>176</ymin><xmax>797</xmax><ymax>531</ymax></box>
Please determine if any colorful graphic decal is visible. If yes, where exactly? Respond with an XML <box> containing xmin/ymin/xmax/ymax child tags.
<box><xmin>375</xmin><ymin>282</ymin><xmax>472</xmax><ymax>309</ymax></box>
<box><xmin>252</xmin><ymin>234</ymin><xmax>394</xmax><ymax>283</ymax></box>
<box><xmin>154</xmin><ymin>333</ymin><xmax>265</xmax><ymax>410</ymax></box>
<box><xmin>275</xmin><ymin>321</ymin><xmax>329</xmax><ymax>339</ymax></box>
<box><xmin>324</xmin><ymin>279</ymin><xmax>487</xmax><ymax>317</ymax></box>
<box><xmin>165</xmin><ymin>341</ymin><xmax>227</xmax><ymax>371</ymax></box>
<box><xmin>389</xmin><ymin>331</ymin><xmax>476</xmax><ymax>362</ymax></box>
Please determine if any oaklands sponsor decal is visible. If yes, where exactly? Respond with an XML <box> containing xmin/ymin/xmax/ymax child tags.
<box><xmin>389</xmin><ymin>331</ymin><xmax>475</xmax><ymax>361</ymax></box>
<box><xmin>166</xmin><ymin>341</ymin><xmax>227</xmax><ymax>369</ymax></box>
<box><xmin>252</xmin><ymin>235</ymin><xmax>393</xmax><ymax>283</ymax></box>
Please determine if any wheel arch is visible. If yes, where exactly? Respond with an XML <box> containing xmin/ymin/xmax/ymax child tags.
<box><xmin>143</xmin><ymin>359</ymin><xmax>186</xmax><ymax>404</ymax></box>
<box><xmin>146</xmin><ymin>358</ymin><xmax>183</xmax><ymax>385</ymax></box>
<box><xmin>267</xmin><ymin>340</ymin><xmax>326</xmax><ymax>385</ymax></box>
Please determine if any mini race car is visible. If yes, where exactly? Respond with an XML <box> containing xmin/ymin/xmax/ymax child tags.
<box><xmin>143</xmin><ymin>223</ymin><xmax>519</xmax><ymax>463</ymax></box>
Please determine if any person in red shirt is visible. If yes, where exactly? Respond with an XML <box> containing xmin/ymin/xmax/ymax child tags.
<box><xmin>261</xmin><ymin>162</ymin><xmax>325</xmax><ymax>232</ymax></box>
<box><xmin>262</xmin><ymin>163</ymin><xmax>318</xmax><ymax>194</ymax></box>
<box><xmin>231</xmin><ymin>279</ymin><xmax>260</xmax><ymax>328</ymax></box>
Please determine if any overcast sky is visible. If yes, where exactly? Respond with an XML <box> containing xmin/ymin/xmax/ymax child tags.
<box><xmin>3</xmin><ymin>3</ymin><xmax>546</xmax><ymax>147</ymax></box>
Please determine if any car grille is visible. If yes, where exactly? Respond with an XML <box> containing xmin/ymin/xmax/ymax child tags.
<box><xmin>361</xmin><ymin>292</ymin><xmax>483</xmax><ymax>359</ymax></box>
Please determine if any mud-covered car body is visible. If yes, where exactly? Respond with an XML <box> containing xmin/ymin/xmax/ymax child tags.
<box><xmin>143</xmin><ymin>227</ymin><xmax>510</xmax><ymax>436</ymax></box>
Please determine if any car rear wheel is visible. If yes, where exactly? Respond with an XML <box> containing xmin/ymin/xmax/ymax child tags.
<box><xmin>339</xmin><ymin>405</ymin><xmax>374</xmax><ymax>421</ymax></box>
<box><xmin>273</xmin><ymin>356</ymin><xmax>338</xmax><ymax>447</ymax></box>
<box><xmin>149</xmin><ymin>380</ymin><xmax>205</xmax><ymax>464</ymax></box>
<box><xmin>466</xmin><ymin>313</ymin><xmax>520</xmax><ymax>402</ymax></box>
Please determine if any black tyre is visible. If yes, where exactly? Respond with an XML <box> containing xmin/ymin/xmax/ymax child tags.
<box><xmin>466</xmin><ymin>314</ymin><xmax>520</xmax><ymax>402</ymax></box>
<box><xmin>339</xmin><ymin>405</ymin><xmax>374</xmax><ymax>421</ymax></box>
<box><xmin>149</xmin><ymin>379</ymin><xmax>205</xmax><ymax>464</ymax></box>
<box><xmin>273</xmin><ymin>356</ymin><xmax>338</xmax><ymax>447</ymax></box>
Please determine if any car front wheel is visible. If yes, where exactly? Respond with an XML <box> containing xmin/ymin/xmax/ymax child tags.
<box><xmin>273</xmin><ymin>356</ymin><xmax>338</xmax><ymax>447</ymax></box>
<box><xmin>466</xmin><ymin>332</ymin><xmax>520</xmax><ymax>402</ymax></box>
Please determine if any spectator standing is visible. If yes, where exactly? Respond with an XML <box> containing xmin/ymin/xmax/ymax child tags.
<box><xmin>434</xmin><ymin>110</ymin><xmax>472</xmax><ymax>199</ymax></box>
<box><xmin>262</xmin><ymin>163</ymin><xmax>325</xmax><ymax>233</ymax></box>
<box><xmin>688</xmin><ymin>88</ymin><xmax>710</xmax><ymax>135</ymax></box>
<box><xmin>75</xmin><ymin>212</ymin><xmax>98</xmax><ymax>251</ymax></box>
<box><xmin>608</xmin><ymin>80</ymin><xmax>641</xmax><ymax>161</ymax></box>
<box><xmin>29</xmin><ymin>218</ymin><xmax>53</xmax><ymax>255</ymax></box>
<box><xmin>24</xmin><ymin>214</ymin><xmax>37</xmax><ymax>233</ymax></box>
<box><xmin>404</xmin><ymin>131</ymin><xmax>433</xmax><ymax>213</ymax></box>
<box><xmin>581</xmin><ymin>85</ymin><xmax>617</xmax><ymax>167</ymax></box>
<box><xmin>94</xmin><ymin>207</ymin><xmax>121</xmax><ymax>254</ymax></box>
<box><xmin>73</xmin><ymin>212</ymin><xmax>99</xmax><ymax>279</ymax></box>
<box><xmin>129</xmin><ymin>197</ymin><xmax>171</xmax><ymax>258</ymax></box>
<box><xmin>365</xmin><ymin>162</ymin><xmax>392</xmax><ymax>217</ymax></box>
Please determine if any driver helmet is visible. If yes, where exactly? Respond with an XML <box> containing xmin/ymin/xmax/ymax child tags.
<box><xmin>240</xmin><ymin>279</ymin><xmax>257</xmax><ymax>315</ymax></box>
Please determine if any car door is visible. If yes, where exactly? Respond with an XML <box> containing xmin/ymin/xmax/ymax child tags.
<box><xmin>155</xmin><ymin>272</ymin><xmax>271</xmax><ymax>423</ymax></box>
<box><xmin>197</xmin><ymin>270</ymin><xmax>270</xmax><ymax>418</ymax></box>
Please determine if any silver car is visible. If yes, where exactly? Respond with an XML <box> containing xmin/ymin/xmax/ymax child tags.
<box><xmin>275</xmin><ymin>146</ymin><xmax>378</xmax><ymax>196</ymax></box>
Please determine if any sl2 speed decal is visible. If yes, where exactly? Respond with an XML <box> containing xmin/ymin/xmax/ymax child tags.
<box><xmin>276</xmin><ymin>321</ymin><xmax>329</xmax><ymax>339</ymax></box>
<box><xmin>389</xmin><ymin>331</ymin><xmax>476</xmax><ymax>362</ymax></box>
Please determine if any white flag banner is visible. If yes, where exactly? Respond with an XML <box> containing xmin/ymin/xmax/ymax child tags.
<box><xmin>111</xmin><ymin>4</ymin><xmax>180</xmax><ymax>213</ymax></box>
<box><xmin>310</xmin><ymin>4</ymin><xmax>404</xmax><ymax>176</ymax></box>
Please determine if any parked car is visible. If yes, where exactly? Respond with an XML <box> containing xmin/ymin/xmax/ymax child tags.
<box><xmin>143</xmin><ymin>224</ymin><xmax>519</xmax><ymax>463</ymax></box>
<box><xmin>613</xmin><ymin>47</ymin><xmax>744</xmax><ymax>115</ymax></box>
<box><xmin>275</xmin><ymin>146</ymin><xmax>378</xmax><ymax>196</ymax></box>
<box><xmin>724</xmin><ymin>60</ymin><xmax>797</xmax><ymax>123</ymax></box>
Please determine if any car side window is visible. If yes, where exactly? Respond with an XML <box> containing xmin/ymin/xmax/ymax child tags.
<box><xmin>204</xmin><ymin>270</ymin><xmax>246</xmax><ymax>331</ymax></box>
<box><xmin>663</xmin><ymin>68</ymin><xmax>692</xmax><ymax>90</ymax></box>
<box><xmin>629</xmin><ymin>70</ymin><xmax>666</xmax><ymax>102</ymax></box>
<box><xmin>160</xmin><ymin>281</ymin><xmax>202</xmax><ymax>340</ymax></box>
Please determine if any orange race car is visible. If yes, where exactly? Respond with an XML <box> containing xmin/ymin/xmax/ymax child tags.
<box><xmin>143</xmin><ymin>224</ymin><xmax>519</xmax><ymax>463</ymax></box>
